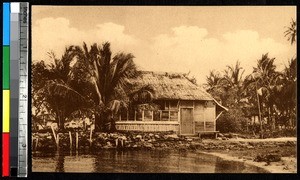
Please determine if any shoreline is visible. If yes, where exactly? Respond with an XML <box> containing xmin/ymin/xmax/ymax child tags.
<box><xmin>201</xmin><ymin>151</ymin><xmax>297</xmax><ymax>173</ymax></box>
<box><xmin>32</xmin><ymin>131</ymin><xmax>296</xmax><ymax>173</ymax></box>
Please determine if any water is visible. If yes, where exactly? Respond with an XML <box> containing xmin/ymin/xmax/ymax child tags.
<box><xmin>32</xmin><ymin>150</ymin><xmax>268</xmax><ymax>173</ymax></box>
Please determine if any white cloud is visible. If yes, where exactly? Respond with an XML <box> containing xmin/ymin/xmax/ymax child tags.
<box><xmin>136</xmin><ymin>27</ymin><xmax>293</xmax><ymax>84</ymax></box>
<box><xmin>32</xmin><ymin>18</ymin><xmax>138</xmax><ymax>63</ymax></box>
<box><xmin>33</xmin><ymin>20</ymin><xmax>294</xmax><ymax>85</ymax></box>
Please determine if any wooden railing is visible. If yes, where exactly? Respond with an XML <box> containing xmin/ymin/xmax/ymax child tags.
<box><xmin>115</xmin><ymin>121</ymin><xmax>179</xmax><ymax>132</ymax></box>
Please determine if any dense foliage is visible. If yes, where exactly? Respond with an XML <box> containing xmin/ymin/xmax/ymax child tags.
<box><xmin>206</xmin><ymin>20</ymin><xmax>297</xmax><ymax>135</ymax></box>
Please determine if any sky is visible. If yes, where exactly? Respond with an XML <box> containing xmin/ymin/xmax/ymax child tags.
<box><xmin>32</xmin><ymin>6</ymin><xmax>296</xmax><ymax>84</ymax></box>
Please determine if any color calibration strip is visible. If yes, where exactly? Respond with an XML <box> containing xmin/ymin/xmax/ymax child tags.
<box><xmin>3</xmin><ymin>2</ymin><xmax>11</xmax><ymax>177</ymax></box>
<box><xmin>18</xmin><ymin>2</ymin><xmax>29</xmax><ymax>177</ymax></box>
<box><xmin>2</xmin><ymin>2</ymin><xmax>29</xmax><ymax>177</ymax></box>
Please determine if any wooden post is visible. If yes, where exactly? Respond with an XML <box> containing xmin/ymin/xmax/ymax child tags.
<box><xmin>76</xmin><ymin>131</ymin><xmax>79</xmax><ymax>150</ymax></box>
<box><xmin>56</xmin><ymin>133</ymin><xmax>60</xmax><ymax>147</ymax></box>
<box><xmin>115</xmin><ymin>139</ymin><xmax>118</xmax><ymax>147</ymax></box>
<box><xmin>35</xmin><ymin>137</ymin><xmax>39</xmax><ymax>150</ymax></box>
<box><xmin>51</xmin><ymin>124</ymin><xmax>57</xmax><ymax>144</ymax></box>
<box><xmin>160</xmin><ymin>110</ymin><xmax>162</xmax><ymax>121</ymax></box>
<box><xmin>89</xmin><ymin>127</ymin><xmax>93</xmax><ymax>147</ymax></box>
<box><xmin>69</xmin><ymin>131</ymin><xmax>72</xmax><ymax>150</ymax></box>
<box><xmin>151</xmin><ymin>111</ymin><xmax>154</xmax><ymax>121</ymax></box>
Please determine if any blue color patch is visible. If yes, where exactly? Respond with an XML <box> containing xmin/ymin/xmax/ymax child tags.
<box><xmin>3</xmin><ymin>3</ymin><xmax>10</xmax><ymax>45</ymax></box>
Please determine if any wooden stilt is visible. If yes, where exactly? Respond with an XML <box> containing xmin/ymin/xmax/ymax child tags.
<box><xmin>89</xmin><ymin>127</ymin><xmax>93</xmax><ymax>146</ymax></box>
<box><xmin>69</xmin><ymin>131</ymin><xmax>72</xmax><ymax>150</ymax></box>
<box><xmin>76</xmin><ymin>132</ymin><xmax>79</xmax><ymax>150</ymax></box>
<box><xmin>121</xmin><ymin>139</ymin><xmax>124</xmax><ymax>147</ymax></box>
<box><xmin>57</xmin><ymin>133</ymin><xmax>60</xmax><ymax>147</ymax></box>
<box><xmin>51</xmin><ymin>124</ymin><xmax>57</xmax><ymax>143</ymax></box>
<box><xmin>35</xmin><ymin>137</ymin><xmax>39</xmax><ymax>150</ymax></box>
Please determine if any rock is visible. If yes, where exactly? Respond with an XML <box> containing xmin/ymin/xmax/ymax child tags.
<box><xmin>222</xmin><ymin>137</ymin><xmax>227</xmax><ymax>140</ymax></box>
<box><xmin>218</xmin><ymin>133</ymin><xmax>224</xmax><ymax>137</ymax></box>
<box><xmin>254</xmin><ymin>153</ymin><xmax>281</xmax><ymax>162</ymax></box>
<box><xmin>217</xmin><ymin>145</ymin><xmax>225</xmax><ymax>149</ymax></box>
<box><xmin>136</xmin><ymin>135</ymin><xmax>142</xmax><ymax>139</ymax></box>
<box><xmin>230</xmin><ymin>133</ymin><xmax>238</xmax><ymax>139</ymax></box>
<box><xmin>246</xmin><ymin>145</ymin><xmax>254</xmax><ymax>149</ymax></box>
<box><xmin>166</xmin><ymin>134</ymin><xmax>179</xmax><ymax>140</ymax></box>
<box><xmin>186</xmin><ymin>138</ymin><xmax>193</xmax><ymax>142</ymax></box>
<box><xmin>154</xmin><ymin>135</ymin><xmax>160</xmax><ymax>139</ymax></box>
<box><xmin>143</xmin><ymin>143</ymin><xmax>154</xmax><ymax>149</ymax></box>
<box><xmin>160</xmin><ymin>143</ymin><xmax>167</xmax><ymax>148</ymax></box>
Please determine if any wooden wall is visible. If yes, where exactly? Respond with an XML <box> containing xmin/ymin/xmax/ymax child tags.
<box><xmin>116</xmin><ymin>100</ymin><xmax>217</xmax><ymax>134</ymax></box>
<box><xmin>194</xmin><ymin>101</ymin><xmax>216</xmax><ymax>133</ymax></box>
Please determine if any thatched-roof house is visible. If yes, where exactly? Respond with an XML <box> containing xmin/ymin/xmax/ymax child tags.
<box><xmin>116</xmin><ymin>71</ymin><xmax>227</xmax><ymax>136</ymax></box>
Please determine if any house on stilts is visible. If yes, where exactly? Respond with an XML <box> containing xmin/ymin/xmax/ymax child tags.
<box><xmin>115</xmin><ymin>71</ymin><xmax>228</xmax><ymax>136</ymax></box>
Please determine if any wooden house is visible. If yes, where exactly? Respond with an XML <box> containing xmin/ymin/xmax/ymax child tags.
<box><xmin>115</xmin><ymin>71</ymin><xmax>228</xmax><ymax>136</ymax></box>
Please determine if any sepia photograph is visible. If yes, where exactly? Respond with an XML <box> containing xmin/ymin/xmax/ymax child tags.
<box><xmin>31</xmin><ymin>6</ymin><xmax>296</xmax><ymax>173</ymax></box>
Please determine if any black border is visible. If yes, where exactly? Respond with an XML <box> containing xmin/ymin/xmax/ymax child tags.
<box><xmin>1</xmin><ymin>0</ymin><xmax>299</xmax><ymax>179</ymax></box>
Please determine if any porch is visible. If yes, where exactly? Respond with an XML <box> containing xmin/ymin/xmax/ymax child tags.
<box><xmin>116</xmin><ymin>121</ymin><xmax>179</xmax><ymax>132</ymax></box>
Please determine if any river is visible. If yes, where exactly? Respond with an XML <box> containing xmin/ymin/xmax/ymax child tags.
<box><xmin>32</xmin><ymin>150</ymin><xmax>268</xmax><ymax>173</ymax></box>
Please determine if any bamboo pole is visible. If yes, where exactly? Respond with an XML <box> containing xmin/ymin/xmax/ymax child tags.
<box><xmin>69</xmin><ymin>131</ymin><xmax>72</xmax><ymax>150</ymax></box>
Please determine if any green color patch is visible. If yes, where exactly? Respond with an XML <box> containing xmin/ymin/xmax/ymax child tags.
<box><xmin>3</xmin><ymin>46</ymin><xmax>10</xmax><ymax>89</ymax></box>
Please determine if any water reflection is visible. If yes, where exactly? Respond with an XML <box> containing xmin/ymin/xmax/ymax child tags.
<box><xmin>32</xmin><ymin>150</ymin><xmax>268</xmax><ymax>173</ymax></box>
<box><xmin>55</xmin><ymin>152</ymin><xmax>64</xmax><ymax>172</ymax></box>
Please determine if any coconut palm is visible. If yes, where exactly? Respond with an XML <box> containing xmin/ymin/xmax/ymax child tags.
<box><xmin>223</xmin><ymin>61</ymin><xmax>245</xmax><ymax>88</ymax></box>
<box><xmin>243</xmin><ymin>53</ymin><xmax>282</xmax><ymax>132</ymax></box>
<box><xmin>275</xmin><ymin>57</ymin><xmax>297</xmax><ymax>128</ymax></box>
<box><xmin>37</xmin><ymin>46</ymin><xmax>91</xmax><ymax>131</ymax></box>
<box><xmin>73</xmin><ymin>42</ymin><xmax>140</xmax><ymax>131</ymax></box>
<box><xmin>284</xmin><ymin>19</ymin><xmax>297</xmax><ymax>45</ymax></box>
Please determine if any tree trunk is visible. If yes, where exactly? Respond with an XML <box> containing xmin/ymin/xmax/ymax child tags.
<box><xmin>256</xmin><ymin>83</ymin><xmax>263</xmax><ymax>135</ymax></box>
<box><xmin>270</xmin><ymin>107</ymin><xmax>275</xmax><ymax>131</ymax></box>
<box><xmin>57</xmin><ymin>114</ymin><xmax>65</xmax><ymax>131</ymax></box>
<box><xmin>94</xmin><ymin>114</ymin><xmax>102</xmax><ymax>132</ymax></box>
<box><xmin>109</xmin><ymin>118</ymin><xmax>117</xmax><ymax>132</ymax></box>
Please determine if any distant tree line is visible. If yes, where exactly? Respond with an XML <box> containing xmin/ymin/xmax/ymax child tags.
<box><xmin>204</xmin><ymin>19</ymin><xmax>296</xmax><ymax>136</ymax></box>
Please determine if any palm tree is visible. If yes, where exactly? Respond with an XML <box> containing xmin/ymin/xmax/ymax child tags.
<box><xmin>38</xmin><ymin>47</ymin><xmax>90</xmax><ymax>131</ymax></box>
<box><xmin>205</xmin><ymin>70</ymin><xmax>222</xmax><ymax>91</ymax></box>
<box><xmin>284</xmin><ymin>19</ymin><xmax>297</xmax><ymax>45</ymax></box>
<box><xmin>223</xmin><ymin>61</ymin><xmax>245</xmax><ymax>88</ymax></box>
<box><xmin>73</xmin><ymin>42</ymin><xmax>140</xmax><ymax>132</ymax></box>
<box><xmin>275</xmin><ymin>57</ymin><xmax>297</xmax><ymax>128</ymax></box>
<box><xmin>243</xmin><ymin>53</ymin><xmax>281</xmax><ymax>133</ymax></box>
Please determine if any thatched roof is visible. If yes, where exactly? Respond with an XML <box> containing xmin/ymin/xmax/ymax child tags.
<box><xmin>133</xmin><ymin>71</ymin><xmax>223</xmax><ymax>102</ymax></box>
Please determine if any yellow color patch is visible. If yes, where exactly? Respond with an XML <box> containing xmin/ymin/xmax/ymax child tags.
<box><xmin>3</xmin><ymin>90</ymin><xmax>10</xmax><ymax>132</ymax></box>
